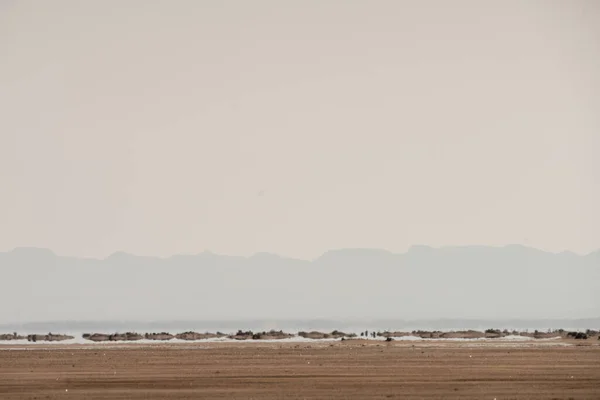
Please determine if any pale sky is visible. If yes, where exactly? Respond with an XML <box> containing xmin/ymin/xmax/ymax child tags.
<box><xmin>1</xmin><ymin>0</ymin><xmax>598</xmax><ymax>259</ymax></box>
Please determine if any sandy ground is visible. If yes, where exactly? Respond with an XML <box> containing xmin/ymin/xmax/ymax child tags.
<box><xmin>0</xmin><ymin>340</ymin><xmax>599</xmax><ymax>399</ymax></box>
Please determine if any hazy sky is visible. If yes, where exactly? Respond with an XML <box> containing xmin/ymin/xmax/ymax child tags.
<box><xmin>1</xmin><ymin>0</ymin><xmax>598</xmax><ymax>259</ymax></box>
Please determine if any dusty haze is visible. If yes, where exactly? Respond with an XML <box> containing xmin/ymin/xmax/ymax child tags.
<box><xmin>0</xmin><ymin>0</ymin><xmax>600</xmax><ymax>258</ymax></box>
<box><xmin>1</xmin><ymin>1</ymin><xmax>599</xmax><ymax>259</ymax></box>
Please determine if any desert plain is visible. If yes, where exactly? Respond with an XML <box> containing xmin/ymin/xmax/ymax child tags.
<box><xmin>0</xmin><ymin>339</ymin><xmax>599</xmax><ymax>400</ymax></box>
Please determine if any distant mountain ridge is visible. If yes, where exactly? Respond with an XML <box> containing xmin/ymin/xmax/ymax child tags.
<box><xmin>4</xmin><ymin>244</ymin><xmax>599</xmax><ymax>261</ymax></box>
<box><xmin>1</xmin><ymin>245</ymin><xmax>598</xmax><ymax>324</ymax></box>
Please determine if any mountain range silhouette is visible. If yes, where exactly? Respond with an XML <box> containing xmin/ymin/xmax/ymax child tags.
<box><xmin>2</xmin><ymin>245</ymin><xmax>598</xmax><ymax>324</ymax></box>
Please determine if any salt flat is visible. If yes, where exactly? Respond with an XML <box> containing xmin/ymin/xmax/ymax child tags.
<box><xmin>0</xmin><ymin>339</ymin><xmax>598</xmax><ymax>399</ymax></box>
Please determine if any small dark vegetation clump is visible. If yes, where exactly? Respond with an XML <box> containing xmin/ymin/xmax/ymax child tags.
<box><xmin>144</xmin><ymin>332</ymin><xmax>174</xmax><ymax>340</ymax></box>
<box><xmin>567</xmin><ymin>331</ymin><xmax>588</xmax><ymax>340</ymax></box>
<box><xmin>231</xmin><ymin>330</ymin><xmax>253</xmax><ymax>340</ymax></box>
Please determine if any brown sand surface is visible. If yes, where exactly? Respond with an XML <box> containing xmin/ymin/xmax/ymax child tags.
<box><xmin>0</xmin><ymin>340</ymin><xmax>599</xmax><ymax>399</ymax></box>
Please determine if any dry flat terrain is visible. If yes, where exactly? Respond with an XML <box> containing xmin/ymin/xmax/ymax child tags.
<box><xmin>0</xmin><ymin>340</ymin><xmax>599</xmax><ymax>399</ymax></box>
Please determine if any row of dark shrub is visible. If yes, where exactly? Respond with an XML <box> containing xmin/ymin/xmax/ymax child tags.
<box><xmin>81</xmin><ymin>329</ymin><xmax>298</xmax><ymax>342</ymax></box>
<box><xmin>0</xmin><ymin>333</ymin><xmax>75</xmax><ymax>342</ymax></box>
<box><xmin>1</xmin><ymin>329</ymin><xmax>598</xmax><ymax>342</ymax></box>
